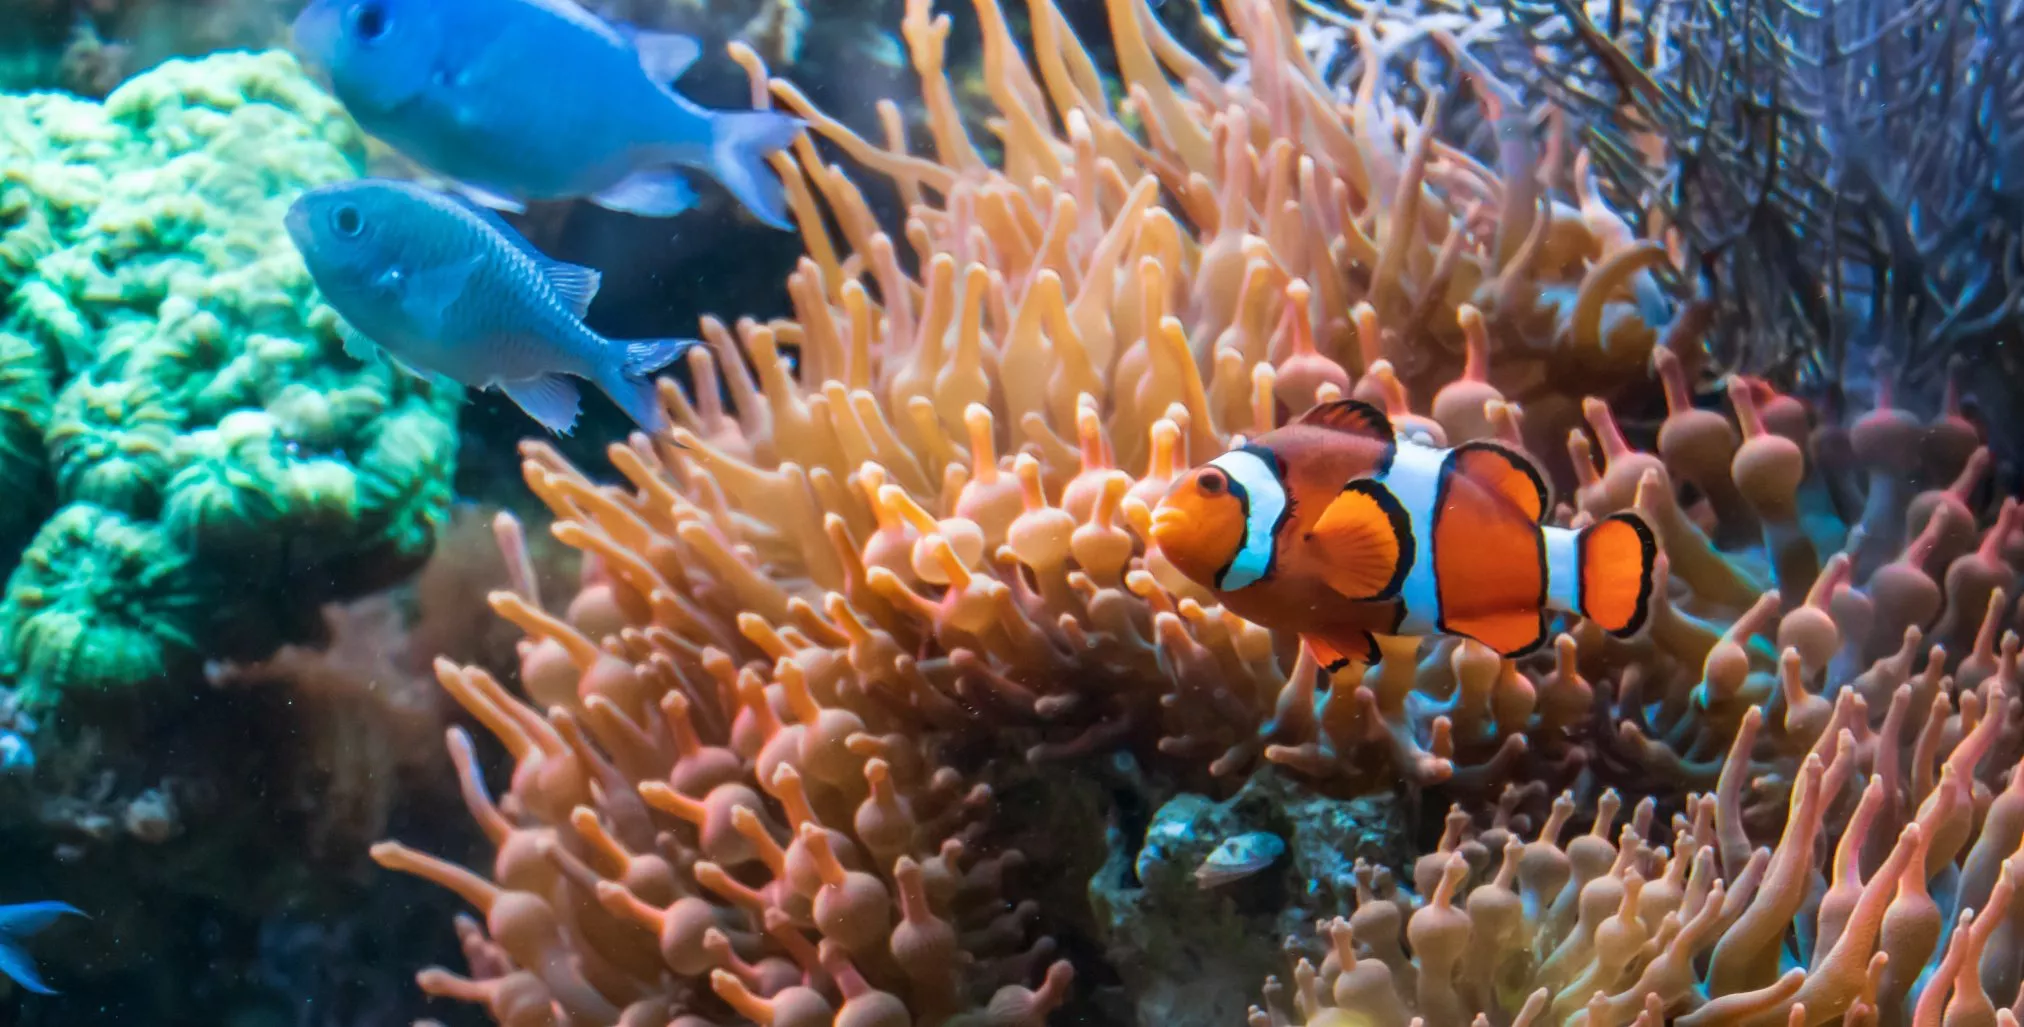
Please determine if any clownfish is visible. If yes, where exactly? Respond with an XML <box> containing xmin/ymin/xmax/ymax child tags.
<box><xmin>1148</xmin><ymin>399</ymin><xmax>1658</xmax><ymax>670</ymax></box>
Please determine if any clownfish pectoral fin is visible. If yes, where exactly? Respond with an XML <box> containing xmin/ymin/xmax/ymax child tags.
<box><xmin>1296</xmin><ymin>399</ymin><xmax>1396</xmax><ymax>443</ymax></box>
<box><xmin>1447</xmin><ymin>441</ymin><xmax>1549</xmax><ymax>524</ymax></box>
<box><xmin>1303</xmin><ymin>631</ymin><xmax>1378</xmax><ymax>675</ymax></box>
<box><xmin>1577</xmin><ymin>512</ymin><xmax>1659</xmax><ymax>636</ymax></box>
<box><xmin>1310</xmin><ymin>479</ymin><xmax>1412</xmax><ymax>600</ymax></box>
<box><xmin>1444</xmin><ymin>609</ymin><xmax>1548</xmax><ymax>658</ymax></box>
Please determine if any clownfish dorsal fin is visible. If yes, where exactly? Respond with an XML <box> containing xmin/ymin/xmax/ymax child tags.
<box><xmin>1295</xmin><ymin>399</ymin><xmax>1395</xmax><ymax>442</ymax></box>
<box><xmin>1446</xmin><ymin>441</ymin><xmax>1550</xmax><ymax>524</ymax></box>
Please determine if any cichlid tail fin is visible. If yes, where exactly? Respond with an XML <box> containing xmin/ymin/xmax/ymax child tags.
<box><xmin>0</xmin><ymin>900</ymin><xmax>84</xmax><ymax>995</ymax></box>
<box><xmin>705</xmin><ymin>109</ymin><xmax>804</xmax><ymax>230</ymax></box>
<box><xmin>621</xmin><ymin>338</ymin><xmax>699</xmax><ymax>379</ymax></box>
<box><xmin>596</xmin><ymin>336</ymin><xmax>705</xmax><ymax>432</ymax></box>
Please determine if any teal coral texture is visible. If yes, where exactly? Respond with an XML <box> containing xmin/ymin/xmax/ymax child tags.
<box><xmin>0</xmin><ymin>50</ymin><xmax>459</xmax><ymax>707</ymax></box>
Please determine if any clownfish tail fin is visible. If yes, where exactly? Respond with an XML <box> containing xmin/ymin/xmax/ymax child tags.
<box><xmin>1575</xmin><ymin>513</ymin><xmax>1658</xmax><ymax>636</ymax></box>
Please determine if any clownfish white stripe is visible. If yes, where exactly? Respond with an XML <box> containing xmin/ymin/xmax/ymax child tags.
<box><xmin>1543</xmin><ymin>526</ymin><xmax>1581</xmax><ymax>614</ymax></box>
<box><xmin>1378</xmin><ymin>440</ymin><xmax>1446</xmax><ymax>634</ymax></box>
<box><xmin>1208</xmin><ymin>448</ymin><xmax>1286</xmax><ymax>590</ymax></box>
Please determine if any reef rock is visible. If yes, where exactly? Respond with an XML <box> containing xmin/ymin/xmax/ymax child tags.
<box><xmin>1091</xmin><ymin>769</ymin><xmax>1410</xmax><ymax>1027</ymax></box>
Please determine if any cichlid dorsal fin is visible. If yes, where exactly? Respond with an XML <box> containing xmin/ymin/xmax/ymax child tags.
<box><xmin>627</xmin><ymin>29</ymin><xmax>703</xmax><ymax>84</ymax></box>
<box><xmin>1445</xmin><ymin>441</ymin><xmax>1549</xmax><ymax>524</ymax></box>
<box><xmin>442</xmin><ymin>191</ymin><xmax>605</xmax><ymax>316</ymax></box>
<box><xmin>1296</xmin><ymin>399</ymin><xmax>1395</xmax><ymax>442</ymax></box>
<box><xmin>446</xmin><ymin>179</ymin><xmax>527</xmax><ymax>214</ymax></box>
<box><xmin>444</xmin><ymin>191</ymin><xmax>538</xmax><ymax>249</ymax></box>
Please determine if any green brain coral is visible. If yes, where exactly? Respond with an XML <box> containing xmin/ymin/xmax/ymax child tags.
<box><xmin>0</xmin><ymin>51</ymin><xmax>459</xmax><ymax>707</ymax></box>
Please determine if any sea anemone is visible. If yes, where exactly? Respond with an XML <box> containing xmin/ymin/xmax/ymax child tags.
<box><xmin>371</xmin><ymin>0</ymin><xmax>2022</xmax><ymax>1023</ymax></box>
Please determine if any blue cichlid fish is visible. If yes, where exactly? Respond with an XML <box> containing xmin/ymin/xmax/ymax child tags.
<box><xmin>0</xmin><ymin>901</ymin><xmax>82</xmax><ymax>995</ymax></box>
<box><xmin>286</xmin><ymin>178</ymin><xmax>699</xmax><ymax>435</ymax></box>
<box><xmin>291</xmin><ymin>0</ymin><xmax>802</xmax><ymax>227</ymax></box>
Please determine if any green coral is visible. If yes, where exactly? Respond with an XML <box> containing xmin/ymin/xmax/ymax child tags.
<box><xmin>0</xmin><ymin>51</ymin><xmax>460</xmax><ymax>708</ymax></box>
<box><xmin>0</xmin><ymin>504</ymin><xmax>202</xmax><ymax>704</ymax></box>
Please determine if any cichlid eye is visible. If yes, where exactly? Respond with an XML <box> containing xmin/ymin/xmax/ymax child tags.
<box><xmin>330</xmin><ymin>205</ymin><xmax>364</xmax><ymax>237</ymax></box>
<box><xmin>348</xmin><ymin>0</ymin><xmax>389</xmax><ymax>41</ymax></box>
<box><xmin>1197</xmin><ymin>469</ymin><xmax>1227</xmax><ymax>496</ymax></box>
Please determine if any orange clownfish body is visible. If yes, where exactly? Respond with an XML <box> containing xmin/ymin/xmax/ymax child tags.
<box><xmin>1149</xmin><ymin>399</ymin><xmax>1658</xmax><ymax>670</ymax></box>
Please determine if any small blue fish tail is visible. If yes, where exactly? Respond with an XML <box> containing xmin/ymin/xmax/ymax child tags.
<box><xmin>0</xmin><ymin>901</ymin><xmax>83</xmax><ymax>996</ymax></box>
<box><xmin>621</xmin><ymin>337</ymin><xmax>702</xmax><ymax>379</ymax></box>
<box><xmin>707</xmin><ymin>110</ymin><xmax>804</xmax><ymax>231</ymax></box>
<box><xmin>599</xmin><ymin>337</ymin><xmax>702</xmax><ymax>432</ymax></box>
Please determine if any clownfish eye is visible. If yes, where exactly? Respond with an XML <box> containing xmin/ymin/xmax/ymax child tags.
<box><xmin>1197</xmin><ymin>469</ymin><xmax>1227</xmax><ymax>496</ymax></box>
<box><xmin>348</xmin><ymin>0</ymin><xmax>389</xmax><ymax>41</ymax></box>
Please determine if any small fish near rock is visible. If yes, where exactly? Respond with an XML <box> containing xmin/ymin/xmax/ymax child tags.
<box><xmin>0</xmin><ymin>901</ymin><xmax>84</xmax><ymax>996</ymax></box>
<box><xmin>286</xmin><ymin>178</ymin><xmax>701</xmax><ymax>435</ymax></box>
<box><xmin>1150</xmin><ymin>399</ymin><xmax>1659</xmax><ymax>670</ymax></box>
<box><xmin>291</xmin><ymin>0</ymin><xmax>803</xmax><ymax>226</ymax></box>
<box><xmin>1193</xmin><ymin>831</ymin><xmax>1286</xmax><ymax>890</ymax></box>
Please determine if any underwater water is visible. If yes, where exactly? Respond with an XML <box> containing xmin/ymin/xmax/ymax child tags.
<box><xmin>1</xmin><ymin>0</ymin><xmax>2023</xmax><ymax>1023</ymax></box>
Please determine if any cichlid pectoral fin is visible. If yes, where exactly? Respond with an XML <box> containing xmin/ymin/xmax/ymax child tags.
<box><xmin>499</xmin><ymin>375</ymin><xmax>583</xmax><ymax>435</ymax></box>
<box><xmin>628</xmin><ymin>28</ymin><xmax>703</xmax><ymax>84</ymax></box>
<box><xmin>382</xmin><ymin>352</ymin><xmax>459</xmax><ymax>393</ymax></box>
<box><xmin>400</xmin><ymin>255</ymin><xmax>481</xmax><ymax>337</ymax></box>
<box><xmin>591</xmin><ymin>168</ymin><xmax>699</xmax><ymax>219</ymax></box>
<box><xmin>335</xmin><ymin>318</ymin><xmax>382</xmax><ymax>364</ymax></box>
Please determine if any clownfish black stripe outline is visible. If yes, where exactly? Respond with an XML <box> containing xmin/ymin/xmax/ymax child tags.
<box><xmin>1427</xmin><ymin>446</ymin><xmax>1551</xmax><ymax>656</ymax></box>
<box><xmin>1428</xmin><ymin>452</ymin><xmax>1458</xmax><ymax>639</ymax></box>
<box><xmin>1592</xmin><ymin>512</ymin><xmax>1659</xmax><ymax>637</ymax></box>
<box><xmin>1335</xmin><ymin>478</ymin><xmax>1414</xmax><ymax>602</ymax></box>
<box><xmin>1211</xmin><ymin>472</ymin><xmax>1251</xmax><ymax>591</ymax></box>
<box><xmin>1622</xmin><ymin>514</ymin><xmax>1659</xmax><ymax>636</ymax></box>
<box><xmin>1208</xmin><ymin>445</ymin><xmax>1293</xmax><ymax>591</ymax></box>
